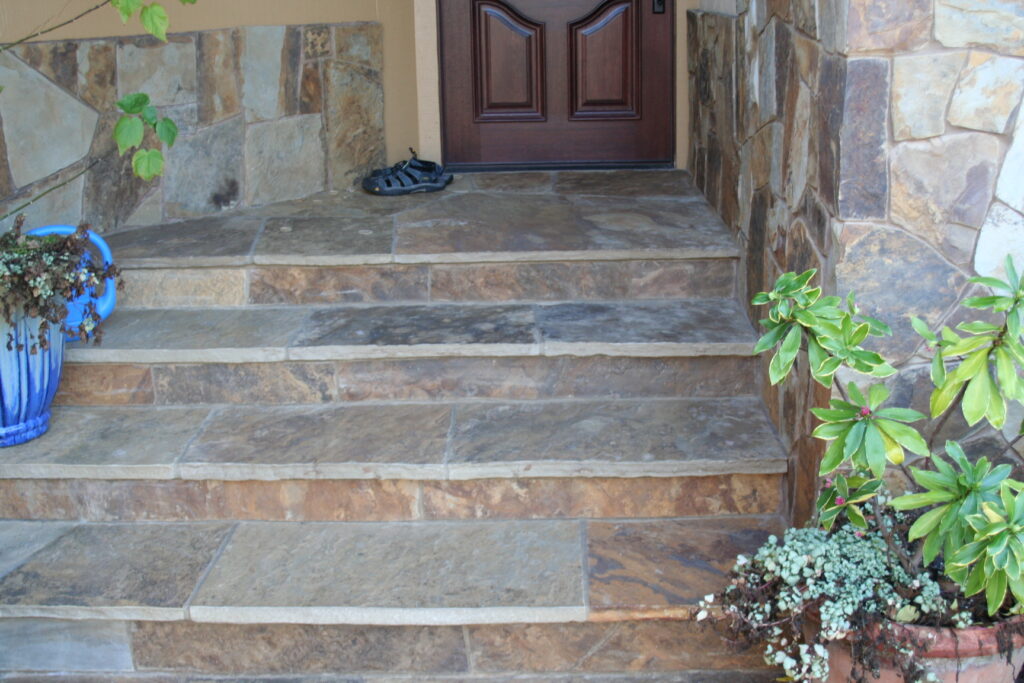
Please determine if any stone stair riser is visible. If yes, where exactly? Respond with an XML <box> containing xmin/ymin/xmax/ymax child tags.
<box><xmin>120</xmin><ymin>259</ymin><xmax>737</xmax><ymax>308</ymax></box>
<box><xmin>56</xmin><ymin>356</ymin><xmax>759</xmax><ymax>406</ymax></box>
<box><xmin>0</xmin><ymin>474</ymin><xmax>783</xmax><ymax>522</ymax></box>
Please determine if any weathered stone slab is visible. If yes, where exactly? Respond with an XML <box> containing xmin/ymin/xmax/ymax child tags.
<box><xmin>121</xmin><ymin>268</ymin><xmax>246</xmax><ymax>307</ymax></box>
<box><xmin>334</xmin><ymin>23</ymin><xmax>384</xmax><ymax>71</ymax></box>
<box><xmin>890</xmin><ymin>133</ymin><xmax>1000</xmax><ymax>248</ymax></box>
<box><xmin>936</xmin><ymin>0</ymin><xmax>1024</xmax><ymax>57</ymax></box>
<box><xmin>838</xmin><ymin>59</ymin><xmax>889</xmax><ymax>220</ymax></box>
<box><xmin>553</xmin><ymin>170</ymin><xmax>702</xmax><ymax>197</ymax></box>
<box><xmin>816</xmin><ymin>54</ymin><xmax>846</xmax><ymax>213</ymax></box>
<box><xmin>152</xmin><ymin>362</ymin><xmax>335</xmax><ymax>404</ymax></box>
<box><xmin>974</xmin><ymin>202</ymin><xmax>1024</xmax><ymax>281</ymax></box>
<box><xmin>16</xmin><ymin>41</ymin><xmax>78</xmax><ymax>92</ymax></box>
<box><xmin>430</xmin><ymin>260</ymin><xmax>734</xmax><ymax>301</ymax></box>
<box><xmin>467</xmin><ymin>171</ymin><xmax>553</xmax><ymax>193</ymax></box>
<box><xmin>300</xmin><ymin>62</ymin><xmax>324</xmax><ymax>114</ymax></box>
<box><xmin>334</xmin><ymin>356</ymin><xmax>757</xmax><ymax>402</ymax></box>
<box><xmin>0</xmin><ymin>175</ymin><xmax>85</xmax><ymax>234</ymax></box>
<box><xmin>133</xmin><ymin>621</ymin><xmax>468</xmax><ymax>673</ymax></box>
<box><xmin>783</xmin><ymin>80</ymin><xmax>811</xmax><ymax>208</ymax></box>
<box><xmin>0</xmin><ymin>522</ymin><xmax>76</xmax><ymax>578</ymax></box>
<box><xmin>588</xmin><ymin>517</ymin><xmax>779</xmax><ymax>611</ymax></box>
<box><xmin>241</xmin><ymin>27</ymin><xmax>285</xmax><ymax>121</ymax></box>
<box><xmin>55</xmin><ymin>364</ymin><xmax>154</xmax><ymax>406</ymax></box>
<box><xmin>163</xmin><ymin>116</ymin><xmax>245</xmax><ymax>218</ymax></box>
<box><xmin>948</xmin><ymin>52</ymin><xmax>1024</xmax><ymax>134</ymax></box>
<box><xmin>846</xmin><ymin>0</ymin><xmax>931</xmax><ymax>51</ymax></box>
<box><xmin>423</xmin><ymin>474</ymin><xmax>782</xmax><ymax>519</ymax></box>
<box><xmin>0</xmin><ymin>522</ymin><xmax>231</xmax><ymax>619</ymax></box>
<box><xmin>304</xmin><ymin>26</ymin><xmax>332</xmax><ymax>59</ymax></box>
<box><xmin>106</xmin><ymin>215</ymin><xmax>261</xmax><ymax>266</ymax></box>
<box><xmin>190</xmin><ymin>521</ymin><xmax>584</xmax><ymax>623</ymax></box>
<box><xmin>892</xmin><ymin>52</ymin><xmax>965</xmax><ymax>140</ymax></box>
<box><xmin>253</xmin><ymin>216</ymin><xmax>394</xmax><ymax>264</ymax></box>
<box><xmin>117</xmin><ymin>37</ymin><xmax>196</xmax><ymax>106</ymax></box>
<box><xmin>197</xmin><ymin>29</ymin><xmax>242</xmax><ymax>125</ymax></box>
<box><xmin>250</xmin><ymin>265</ymin><xmax>429</xmax><ymax>304</ymax></box>
<box><xmin>82</xmin><ymin>113</ymin><xmax>152</xmax><ymax>232</ymax></box>
<box><xmin>324</xmin><ymin>59</ymin><xmax>385</xmax><ymax>188</ymax></box>
<box><xmin>245</xmin><ymin>115</ymin><xmax>326</xmax><ymax>205</ymax></box>
<box><xmin>0</xmin><ymin>53</ymin><xmax>98</xmax><ymax>188</ymax></box>
<box><xmin>180</xmin><ymin>404</ymin><xmax>450</xmax><ymax>479</ymax></box>
<box><xmin>997</xmin><ymin>113</ymin><xmax>1024</xmax><ymax>214</ymax></box>
<box><xmin>449</xmin><ymin>399</ymin><xmax>785</xmax><ymax>478</ymax></box>
<box><xmin>0</xmin><ymin>406</ymin><xmax>206</xmax><ymax>479</ymax></box>
<box><xmin>836</xmin><ymin>224</ymin><xmax>967</xmax><ymax>362</ymax></box>
<box><xmin>77</xmin><ymin>41</ymin><xmax>117</xmax><ymax>111</ymax></box>
<box><xmin>0</xmin><ymin>619</ymin><xmax>132</xmax><ymax>672</ymax></box>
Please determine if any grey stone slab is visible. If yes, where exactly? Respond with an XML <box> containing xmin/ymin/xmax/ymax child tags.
<box><xmin>569</xmin><ymin>197</ymin><xmax>738</xmax><ymax>253</ymax></box>
<box><xmin>0</xmin><ymin>522</ymin><xmax>77</xmax><ymax>578</ymax></box>
<box><xmin>117</xmin><ymin>38</ymin><xmax>196</xmax><ymax>107</ymax></box>
<box><xmin>291</xmin><ymin>305</ymin><xmax>538</xmax><ymax>350</ymax></box>
<box><xmin>448</xmin><ymin>399</ymin><xmax>787</xmax><ymax>478</ymax></box>
<box><xmin>106</xmin><ymin>216</ymin><xmax>262</xmax><ymax>267</ymax></box>
<box><xmin>242</xmin><ymin>27</ymin><xmax>286</xmax><ymax>121</ymax></box>
<box><xmin>0</xmin><ymin>407</ymin><xmax>208</xmax><ymax>479</ymax></box>
<box><xmin>180</xmin><ymin>404</ymin><xmax>451</xmax><ymax>480</ymax></box>
<box><xmin>250</xmin><ymin>189</ymin><xmax>446</xmax><ymax>220</ymax></box>
<box><xmin>536</xmin><ymin>300</ymin><xmax>755</xmax><ymax>346</ymax></box>
<box><xmin>0</xmin><ymin>619</ymin><xmax>132</xmax><ymax>672</ymax></box>
<box><xmin>190</xmin><ymin>520</ymin><xmax>584</xmax><ymax>623</ymax></box>
<box><xmin>245</xmin><ymin>115</ymin><xmax>326</xmax><ymax>205</ymax></box>
<box><xmin>0</xmin><ymin>522</ymin><xmax>232</xmax><ymax>620</ymax></box>
<box><xmin>163</xmin><ymin>116</ymin><xmax>245</xmax><ymax>218</ymax></box>
<box><xmin>254</xmin><ymin>216</ymin><xmax>394</xmax><ymax>265</ymax></box>
<box><xmin>553</xmin><ymin>170</ymin><xmax>703</xmax><ymax>198</ymax></box>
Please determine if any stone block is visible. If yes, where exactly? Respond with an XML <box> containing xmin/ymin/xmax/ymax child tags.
<box><xmin>0</xmin><ymin>619</ymin><xmax>132</xmax><ymax>672</ymax></box>
<box><xmin>816</xmin><ymin>54</ymin><xmax>846</xmax><ymax>213</ymax></box>
<box><xmin>163</xmin><ymin>116</ymin><xmax>244</xmax><ymax>217</ymax></box>
<box><xmin>792</xmin><ymin>0</ymin><xmax>817</xmax><ymax>38</ymax></box>
<box><xmin>334</xmin><ymin>23</ymin><xmax>384</xmax><ymax>71</ymax></box>
<box><xmin>892</xmin><ymin>52</ymin><xmax>966</xmax><ymax>140</ymax></box>
<box><xmin>121</xmin><ymin>268</ymin><xmax>247</xmax><ymax>307</ymax></box>
<box><xmin>197</xmin><ymin>29</ymin><xmax>242</xmax><ymax>125</ymax></box>
<box><xmin>997</xmin><ymin>113</ymin><xmax>1024</xmax><ymax>214</ymax></box>
<box><xmin>783</xmin><ymin>80</ymin><xmax>812</xmax><ymax>208</ymax></box>
<box><xmin>244</xmin><ymin>115</ymin><xmax>326</xmax><ymax>206</ymax></box>
<box><xmin>0</xmin><ymin>175</ymin><xmax>85</xmax><ymax>234</ymax></box>
<box><xmin>241</xmin><ymin>26</ymin><xmax>286</xmax><ymax>122</ymax></box>
<box><xmin>117</xmin><ymin>36</ymin><xmax>197</xmax><ymax>107</ymax></box>
<box><xmin>836</xmin><ymin>223</ymin><xmax>967</xmax><ymax>363</ymax></box>
<box><xmin>0</xmin><ymin>521</ymin><xmax>76</xmax><ymax>577</ymax></box>
<box><xmin>152</xmin><ymin>363</ymin><xmax>336</xmax><ymax>404</ymax></box>
<box><xmin>77</xmin><ymin>41</ymin><xmax>117</xmax><ymax>111</ymax></box>
<box><xmin>82</xmin><ymin>113</ymin><xmax>152</xmax><ymax>232</ymax></box>
<box><xmin>0</xmin><ymin>113</ymin><xmax>13</xmax><ymax>199</ymax></box>
<box><xmin>281</xmin><ymin>27</ymin><xmax>303</xmax><ymax>117</ymax></box>
<box><xmin>846</xmin><ymin>0</ymin><xmax>931</xmax><ymax>52</ymax></box>
<box><xmin>756</xmin><ymin>20</ymin><xmax>777</xmax><ymax>125</ymax></box>
<box><xmin>818</xmin><ymin>0</ymin><xmax>849</xmax><ymax>53</ymax></box>
<box><xmin>324</xmin><ymin>60</ymin><xmax>385</xmax><ymax>187</ymax></box>
<box><xmin>948</xmin><ymin>52</ymin><xmax>1024</xmax><ymax>134</ymax></box>
<box><xmin>55</xmin><ymin>364</ymin><xmax>155</xmax><ymax>406</ymax></box>
<box><xmin>936</xmin><ymin>0</ymin><xmax>1024</xmax><ymax>57</ymax></box>
<box><xmin>890</xmin><ymin>132</ymin><xmax>1000</xmax><ymax>251</ymax></box>
<box><xmin>974</xmin><ymin>202</ymin><xmax>1024</xmax><ymax>281</ymax></box>
<box><xmin>300</xmin><ymin>62</ymin><xmax>324</xmax><ymax>114</ymax></box>
<box><xmin>0</xmin><ymin>53</ymin><xmax>98</xmax><ymax>188</ymax></box>
<box><xmin>304</xmin><ymin>26</ymin><xmax>332</xmax><ymax>59</ymax></box>
<box><xmin>249</xmin><ymin>265</ymin><xmax>428</xmax><ymax>304</ymax></box>
<box><xmin>838</xmin><ymin>59</ymin><xmax>889</xmax><ymax>220</ymax></box>
<box><xmin>16</xmin><ymin>41</ymin><xmax>78</xmax><ymax>93</ymax></box>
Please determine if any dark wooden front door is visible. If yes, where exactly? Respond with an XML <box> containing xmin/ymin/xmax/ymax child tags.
<box><xmin>439</xmin><ymin>0</ymin><xmax>674</xmax><ymax>168</ymax></box>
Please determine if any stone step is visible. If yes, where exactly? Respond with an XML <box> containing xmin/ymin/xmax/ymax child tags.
<box><xmin>104</xmin><ymin>169</ymin><xmax>739</xmax><ymax>309</ymax></box>
<box><xmin>0</xmin><ymin>398</ymin><xmax>786</xmax><ymax>521</ymax></box>
<box><xmin>0</xmin><ymin>516</ymin><xmax>780</xmax><ymax>626</ymax></box>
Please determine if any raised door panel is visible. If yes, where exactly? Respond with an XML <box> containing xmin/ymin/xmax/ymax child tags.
<box><xmin>569</xmin><ymin>0</ymin><xmax>640</xmax><ymax>120</ymax></box>
<box><xmin>473</xmin><ymin>0</ymin><xmax>545</xmax><ymax>121</ymax></box>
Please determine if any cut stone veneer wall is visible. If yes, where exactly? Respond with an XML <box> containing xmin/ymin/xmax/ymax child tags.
<box><xmin>0</xmin><ymin>23</ymin><xmax>385</xmax><ymax>233</ymax></box>
<box><xmin>690</xmin><ymin>0</ymin><xmax>1024</xmax><ymax>523</ymax></box>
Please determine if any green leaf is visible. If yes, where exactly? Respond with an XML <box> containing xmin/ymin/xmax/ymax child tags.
<box><xmin>813</xmin><ymin>421</ymin><xmax>852</xmax><ymax>440</ymax></box>
<box><xmin>1008</xmin><ymin>255</ymin><xmax>1021</xmax><ymax>291</ymax></box>
<box><xmin>874</xmin><ymin>407</ymin><xmax>926</xmax><ymax>422</ymax></box>
<box><xmin>863</xmin><ymin>423</ymin><xmax>886</xmax><ymax>477</ymax></box>
<box><xmin>140</xmin><ymin>3</ymin><xmax>171</xmax><ymax>41</ymax></box>
<box><xmin>951</xmin><ymin>540</ymin><xmax>987</xmax><ymax>568</ymax></box>
<box><xmin>751</xmin><ymin>292</ymin><xmax>771</xmax><ymax>306</ymax></box>
<box><xmin>965</xmin><ymin>563</ymin><xmax>987</xmax><ymax>596</ymax></box>
<box><xmin>156</xmin><ymin>117</ymin><xmax>178</xmax><ymax>147</ymax></box>
<box><xmin>969</xmin><ymin>276</ymin><xmax>1013</xmax><ymax>292</ymax></box>
<box><xmin>875</xmin><ymin>419</ymin><xmax>929</xmax><ymax>456</ymax></box>
<box><xmin>811</xmin><ymin>407</ymin><xmax>858</xmax><ymax>421</ymax></box>
<box><xmin>911</xmin><ymin>316</ymin><xmax>936</xmax><ymax>341</ymax></box>
<box><xmin>963</xmin><ymin>366</ymin><xmax>993</xmax><ymax>426</ymax></box>
<box><xmin>923</xmin><ymin>529</ymin><xmax>943</xmax><ymax>565</ymax></box>
<box><xmin>859</xmin><ymin>314</ymin><xmax>892</xmax><ymax>337</ymax></box>
<box><xmin>847</xmin><ymin>381</ymin><xmax>866</xmax><ymax>406</ymax></box>
<box><xmin>912</xmin><ymin>467</ymin><xmax>957</xmax><ymax>492</ymax></box>
<box><xmin>908</xmin><ymin>504</ymin><xmax>951</xmax><ymax>541</ymax></box>
<box><xmin>754</xmin><ymin>323</ymin><xmax>790</xmax><ymax>354</ymax></box>
<box><xmin>180</xmin><ymin>0</ymin><xmax>197</xmax><ymax>4</ymax></box>
<box><xmin>931</xmin><ymin>352</ymin><xmax>947</xmax><ymax>388</ymax></box>
<box><xmin>141</xmin><ymin>105</ymin><xmax>158</xmax><ymax>127</ymax></box>
<box><xmin>958</xmin><ymin>321</ymin><xmax>1003</xmax><ymax>335</ymax></box>
<box><xmin>996</xmin><ymin>349</ymin><xmax>1022</xmax><ymax>401</ymax></box>
<box><xmin>819</xmin><ymin>437</ymin><xmax>847</xmax><ymax>475</ymax></box>
<box><xmin>987</xmin><ymin>376</ymin><xmax>1007</xmax><ymax>429</ymax></box>
<box><xmin>113</xmin><ymin>116</ymin><xmax>144</xmax><ymax>155</ymax></box>
<box><xmin>844</xmin><ymin>420</ymin><xmax>867</xmax><ymax>461</ymax></box>
<box><xmin>111</xmin><ymin>0</ymin><xmax>144</xmax><ymax>22</ymax></box>
<box><xmin>768</xmin><ymin>325</ymin><xmax>802</xmax><ymax>385</ymax></box>
<box><xmin>131</xmin><ymin>148</ymin><xmax>165</xmax><ymax>181</ymax></box>
<box><xmin>891</xmin><ymin>491</ymin><xmax>957</xmax><ymax>510</ymax></box>
<box><xmin>867</xmin><ymin>383</ymin><xmax>890</xmax><ymax>411</ymax></box>
<box><xmin>987</xmin><ymin>570</ymin><xmax>1008</xmax><ymax>615</ymax></box>
<box><xmin>931</xmin><ymin>377</ymin><xmax>966</xmax><ymax>418</ymax></box>
<box><xmin>944</xmin><ymin>333</ymin><xmax>994</xmax><ymax>356</ymax></box>
<box><xmin>116</xmin><ymin>92</ymin><xmax>150</xmax><ymax>114</ymax></box>
<box><xmin>846</xmin><ymin>504</ymin><xmax>868</xmax><ymax>528</ymax></box>
<box><xmin>964</xmin><ymin>295</ymin><xmax>1007</xmax><ymax>309</ymax></box>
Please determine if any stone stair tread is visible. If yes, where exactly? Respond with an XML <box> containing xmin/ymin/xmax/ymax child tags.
<box><xmin>66</xmin><ymin>299</ymin><xmax>757</xmax><ymax>363</ymax></box>
<box><xmin>0</xmin><ymin>398</ymin><xmax>787</xmax><ymax>481</ymax></box>
<box><xmin>106</xmin><ymin>171</ymin><xmax>738</xmax><ymax>269</ymax></box>
<box><xmin>0</xmin><ymin>516</ymin><xmax>781</xmax><ymax>624</ymax></box>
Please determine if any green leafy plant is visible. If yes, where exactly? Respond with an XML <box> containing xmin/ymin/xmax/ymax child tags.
<box><xmin>707</xmin><ymin>255</ymin><xmax>1024</xmax><ymax>681</ymax></box>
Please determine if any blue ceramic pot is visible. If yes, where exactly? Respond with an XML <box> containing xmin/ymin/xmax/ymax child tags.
<box><xmin>0</xmin><ymin>317</ymin><xmax>65</xmax><ymax>447</ymax></box>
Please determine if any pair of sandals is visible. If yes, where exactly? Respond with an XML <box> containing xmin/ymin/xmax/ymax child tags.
<box><xmin>362</xmin><ymin>149</ymin><xmax>453</xmax><ymax>196</ymax></box>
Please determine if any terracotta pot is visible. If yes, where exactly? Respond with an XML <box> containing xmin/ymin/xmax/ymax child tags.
<box><xmin>822</xmin><ymin>617</ymin><xmax>1024</xmax><ymax>682</ymax></box>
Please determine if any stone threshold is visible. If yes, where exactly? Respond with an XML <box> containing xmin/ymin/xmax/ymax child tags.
<box><xmin>0</xmin><ymin>517</ymin><xmax>782</xmax><ymax>626</ymax></box>
<box><xmin>0</xmin><ymin>399</ymin><xmax>788</xmax><ymax>481</ymax></box>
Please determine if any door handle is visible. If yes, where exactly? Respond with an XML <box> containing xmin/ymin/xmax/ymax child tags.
<box><xmin>653</xmin><ymin>0</ymin><xmax>666</xmax><ymax>13</ymax></box>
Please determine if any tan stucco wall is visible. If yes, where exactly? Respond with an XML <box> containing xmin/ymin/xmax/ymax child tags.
<box><xmin>2</xmin><ymin>0</ymin><xmax>694</xmax><ymax>168</ymax></box>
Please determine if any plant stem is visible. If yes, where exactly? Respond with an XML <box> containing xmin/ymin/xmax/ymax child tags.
<box><xmin>0</xmin><ymin>160</ymin><xmax>98</xmax><ymax>223</ymax></box>
<box><xmin>0</xmin><ymin>0</ymin><xmax>112</xmax><ymax>54</ymax></box>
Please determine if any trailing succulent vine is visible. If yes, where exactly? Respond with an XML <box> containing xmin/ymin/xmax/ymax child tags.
<box><xmin>700</xmin><ymin>255</ymin><xmax>1024</xmax><ymax>681</ymax></box>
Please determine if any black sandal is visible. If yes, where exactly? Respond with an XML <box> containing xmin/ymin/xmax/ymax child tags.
<box><xmin>362</xmin><ymin>149</ymin><xmax>453</xmax><ymax>196</ymax></box>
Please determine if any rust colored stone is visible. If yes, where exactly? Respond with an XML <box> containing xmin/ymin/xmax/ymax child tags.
<box><xmin>847</xmin><ymin>0</ymin><xmax>932</xmax><ymax>52</ymax></box>
<box><xmin>16</xmin><ymin>42</ymin><xmax>78</xmax><ymax>93</ymax></box>
<box><xmin>77</xmin><ymin>42</ymin><xmax>117</xmax><ymax>111</ymax></box>
<box><xmin>152</xmin><ymin>363</ymin><xmax>336</xmax><ymax>405</ymax></box>
<box><xmin>422</xmin><ymin>475</ymin><xmax>782</xmax><ymax>520</ymax></box>
<box><xmin>303</xmin><ymin>25</ymin><xmax>332</xmax><ymax>59</ymax></box>
<box><xmin>197</xmin><ymin>29</ymin><xmax>242</xmax><ymax>125</ymax></box>
<box><xmin>249</xmin><ymin>265</ymin><xmax>429</xmax><ymax>304</ymax></box>
<box><xmin>281</xmin><ymin>27</ymin><xmax>303</xmax><ymax>117</ymax></box>
<box><xmin>299</xmin><ymin>61</ymin><xmax>324</xmax><ymax>115</ymax></box>
<box><xmin>54</xmin><ymin>364</ymin><xmax>154</xmax><ymax>406</ymax></box>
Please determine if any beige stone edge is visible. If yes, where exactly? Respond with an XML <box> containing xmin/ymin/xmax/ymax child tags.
<box><xmin>0</xmin><ymin>605</ymin><xmax>184</xmax><ymax>621</ymax></box>
<box><xmin>65</xmin><ymin>341</ymin><xmax>755</xmax><ymax>364</ymax></box>
<box><xmin>187</xmin><ymin>605</ymin><xmax>589</xmax><ymax>626</ymax></box>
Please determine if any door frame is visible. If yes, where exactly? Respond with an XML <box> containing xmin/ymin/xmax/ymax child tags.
<box><xmin>432</xmin><ymin>0</ymin><xmax>687</xmax><ymax>171</ymax></box>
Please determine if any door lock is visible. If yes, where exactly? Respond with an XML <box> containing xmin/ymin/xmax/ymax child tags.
<box><xmin>653</xmin><ymin>0</ymin><xmax>666</xmax><ymax>13</ymax></box>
